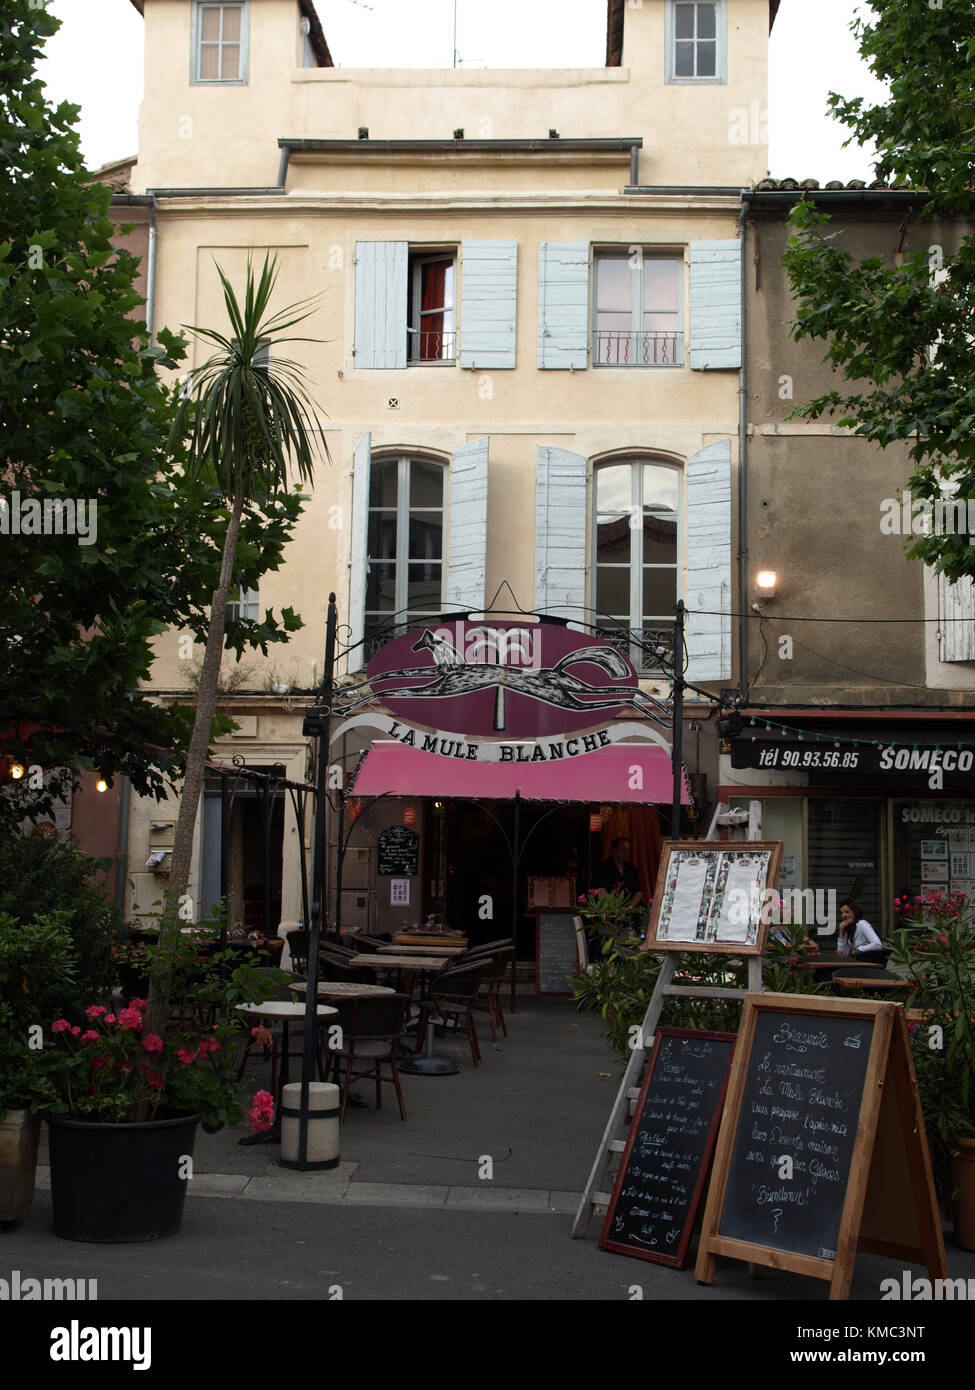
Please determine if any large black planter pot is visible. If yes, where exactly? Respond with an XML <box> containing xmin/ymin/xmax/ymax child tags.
<box><xmin>47</xmin><ymin>1113</ymin><xmax>200</xmax><ymax>1243</ymax></box>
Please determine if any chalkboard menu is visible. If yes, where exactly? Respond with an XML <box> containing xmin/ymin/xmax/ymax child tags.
<box><xmin>536</xmin><ymin>912</ymin><xmax>578</xmax><ymax>995</ymax></box>
<box><xmin>717</xmin><ymin>1008</ymin><xmax>873</xmax><ymax>1260</ymax></box>
<box><xmin>599</xmin><ymin>1029</ymin><xmax>735</xmax><ymax>1267</ymax></box>
<box><xmin>377</xmin><ymin>827</ymin><xmax>419</xmax><ymax>876</ymax></box>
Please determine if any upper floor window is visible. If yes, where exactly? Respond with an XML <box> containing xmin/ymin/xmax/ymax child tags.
<box><xmin>592</xmin><ymin>459</ymin><xmax>681</xmax><ymax>671</ymax></box>
<box><xmin>666</xmin><ymin>1</ymin><xmax>726</xmax><ymax>83</ymax></box>
<box><xmin>593</xmin><ymin>253</ymin><xmax>682</xmax><ymax>368</ymax></box>
<box><xmin>365</xmin><ymin>456</ymin><xmax>445</xmax><ymax>649</ymax></box>
<box><xmin>408</xmin><ymin>253</ymin><xmax>457</xmax><ymax>364</ymax></box>
<box><xmin>193</xmin><ymin>2</ymin><xmax>249</xmax><ymax>84</ymax></box>
<box><xmin>227</xmin><ymin>585</ymin><xmax>259</xmax><ymax>623</ymax></box>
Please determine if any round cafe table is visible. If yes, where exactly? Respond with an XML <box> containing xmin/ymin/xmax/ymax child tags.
<box><xmin>235</xmin><ymin>1000</ymin><xmax>337</xmax><ymax>1144</ymax></box>
<box><xmin>354</xmin><ymin>955</ymin><xmax>458</xmax><ymax>1076</ymax></box>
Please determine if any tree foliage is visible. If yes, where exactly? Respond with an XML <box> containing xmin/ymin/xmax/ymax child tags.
<box><xmin>783</xmin><ymin>0</ymin><xmax>975</xmax><ymax>581</ymax></box>
<box><xmin>0</xmin><ymin>2</ymin><xmax>305</xmax><ymax>827</ymax></box>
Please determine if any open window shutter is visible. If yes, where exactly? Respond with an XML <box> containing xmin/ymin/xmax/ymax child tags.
<box><xmin>537</xmin><ymin>242</ymin><xmax>589</xmax><ymax>369</ymax></box>
<box><xmin>685</xmin><ymin>439</ymin><xmax>732</xmax><ymax>683</ymax></box>
<box><xmin>689</xmin><ymin>240</ymin><xmax>742</xmax><ymax>370</ymax></box>
<box><xmin>938</xmin><ymin>572</ymin><xmax>975</xmax><ymax>662</ymax></box>
<box><xmin>460</xmin><ymin>241</ymin><xmax>518</xmax><ymax>369</ymax></box>
<box><xmin>447</xmin><ymin>437</ymin><xmax>489</xmax><ymax>610</ymax></box>
<box><xmin>354</xmin><ymin>242</ymin><xmax>408</xmax><ymax>369</ymax></box>
<box><xmin>347</xmin><ymin>433</ymin><xmax>371</xmax><ymax>672</ymax></box>
<box><xmin>535</xmin><ymin>447</ymin><xmax>587</xmax><ymax>619</ymax></box>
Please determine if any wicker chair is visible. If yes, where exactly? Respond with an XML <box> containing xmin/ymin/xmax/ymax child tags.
<box><xmin>468</xmin><ymin>947</ymin><xmax>514</xmax><ymax>1042</ymax></box>
<box><xmin>331</xmin><ymin>994</ymin><xmax>411</xmax><ymax>1121</ymax></box>
<box><xmin>415</xmin><ymin>963</ymin><xmax>486</xmax><ymax>1066</ymax></box>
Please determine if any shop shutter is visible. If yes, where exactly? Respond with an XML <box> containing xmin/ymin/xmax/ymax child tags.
<box><xmin>534</xmin><ymin>446</ymin><xmax>587</xmax><ymax>619</ymax></box>
<box><xmin>446</xmin><ymin>437</ymin><xmax>489</xmax><ymax>610</ymax></box>
<box><xmin>938</xmin><ymin>572</ymin><xmax>975</xmax><ymax>662</ymax></box>
<box><xmin>689</xmin><ymin>240</ymin><xmax>742</xmax><ymax>370</ymax></box>
<box><xmin>460</xmin><ymin>241</ymin><xmax>518</xmax><ymax>369</ymax></box>
<box><xmin>347</xmin><ymin>433</ymin><xmax>371</xmax><ymax>672</ymax></box>
<box><xmin>537</xmin><ymin>242</ymin><xmax>589</xmax><ymax>369</ymax></box>
<box><xmin>353</xmin><ymin>242</ymin><xmax>408</xmax><ymax>369</ymax></box>
<box><xmin>685</xmin><ymin>439</ymin><xmax>732</xmax><ymax>683</ymax></box>
<box><xmin>807</xmin><ymin>798</ymin><xmax>883</xmax><ymax>931</ymax></box>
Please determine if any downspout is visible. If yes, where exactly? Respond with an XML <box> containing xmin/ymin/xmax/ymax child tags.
<box><xmin>737</xmin><ymin>195</ymin><xmax>750</xmax><ymax>701</ymax></box>
<box><xmin>145</xmin><ymin>195</ymin><xmax>157</xmax><ymax>343</ymax></box>
<box><xmin>115</xmin><ymin>775</ymin><xmax>131</xmax><ymax>917</ymax></box>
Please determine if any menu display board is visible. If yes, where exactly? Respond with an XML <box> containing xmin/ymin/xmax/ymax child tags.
<box><xmin>377</xmin><ymin>827</ymin><xmax>419</xmax><ymax>876</ymax></box>
<box><xmin>645</xmin><ymin>841</ymin><xmax>783</xmax><ymax>956</ymax></box>
<box><xmin>599</xmin><ymin>1029</ymin><xmax>735</xmax><ymax>1267</ymax></box>
<box><xmin>717</xmin><ymin>1009</ymin><xmax>871</xmax><ymax>1260</ymax></box>
<box><xmin>536</xmin><ymin>912</ymin><xmax>578</xmax><ymax>995</ymax></box>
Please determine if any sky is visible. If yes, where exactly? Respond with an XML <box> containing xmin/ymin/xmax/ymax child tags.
<box><xmin>39</xmin><ymin>0</ymin><xmax>888</xmax><ymax>182</ymax></box>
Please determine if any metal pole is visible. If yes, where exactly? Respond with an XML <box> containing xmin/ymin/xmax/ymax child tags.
<box><xmin>510</xmin><ymin>789</ymin><xmax>521</xmax><ymax>1015</ymax></box>
<box><xmin>296</xmin><ymin>593</ymin><xmax>338</xmax><ymax>1169</ymax></box>
<box><xmin>334</xmin><ymin>790</ymin><xmax>345</xmax><ymax>937</ymax></box>
<box><xmin>672</xmin><ymin>600</ymin><xmax>685</xmax><ymax>839</ymax></box>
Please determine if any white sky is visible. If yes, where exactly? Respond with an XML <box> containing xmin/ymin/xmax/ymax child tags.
<box><xmin>41</xmin><ymin>0</ymin><xmax>887</xmax><ymax>182</ymax></box>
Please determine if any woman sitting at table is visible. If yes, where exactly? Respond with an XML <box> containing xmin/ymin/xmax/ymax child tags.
<box><xmin>836</xmin><ymin>899</ymin><xmax>884</xmax><ymax>962</ymax></box>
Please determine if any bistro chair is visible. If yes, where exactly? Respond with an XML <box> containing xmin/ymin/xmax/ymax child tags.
<box><xmin>234</xmin><ymin>970</ymin><xmax>332</xmax><ymax>1086</ymax></box>
<box><xmin>469</xmin><ymin>947</ymin><xmax>513</xmax><ymax>1043</ymax></box>
<box><xmin>332</xmin><ymin>994</ymin><xmax>411</xmax><ymax>1121</ymax></box>
<box><xmin>415</xmin><ymin>963</ymin><xmax>486</xmax><ymax>1067</ymax></box>
<box><xmin>286</xmin><ymin>930</ymin><xmax>309</xmax><ymax>975</ymax></box>
<box><xmin>314</xmin><ymin>955</ymin><xmax>372</xmax><ymax>987</ymax></box>
<box><xmin>342</xmin><ymin>932</ymin><xmax>387</xmax><ymax>953</ymax></box>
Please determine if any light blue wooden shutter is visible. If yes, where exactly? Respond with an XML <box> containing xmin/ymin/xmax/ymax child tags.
<box><xmin>534</xmin><ymin>447</ymin><xmax>587</xmax><ymax>619</ymax></box>
<box><xmin>537</xmin><ymin>242</ymin><xmax>589</xmax><ymax>369</ymax></box>
<box><xmin>347</xmin><ymin>433</ymin><xmax>371</xmax><ymax>671</ymax></box>
<box><xmin>447</xmin><ymin>437</ymin><xmax>489</xmax><ymax>610</ymax></box>
<box><xmin>354</xmin><ymin>242</ymin><xmax>407</xmax><ymax>369</ymax></box>
<box><xmin>685</xmin><ymin>439</ymin><xmax>732</xmax><ymax>682</ymax></box>
<box><xmin>689</xmin><ymin>240</ymin><xmax>742</xmax><ymax>370</ymax></box>
<box><xmin>460</xmin><ymin>241</ymin><xmax>518</xmax><ymax>369</ymax></box>
<box><xmin>938</xmin><ymin>573</ymin><xmax>975</xmax><ymax>661</ymax></box>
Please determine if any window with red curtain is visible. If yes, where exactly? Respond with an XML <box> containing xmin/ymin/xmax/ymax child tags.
<box><xmin>409</xmin><ymin>253</ymin><xmax>456</xmax><ymax>362</ymax></box>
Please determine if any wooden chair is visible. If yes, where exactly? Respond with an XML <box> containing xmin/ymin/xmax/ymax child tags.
<box><xmin>469</xmin><ymin>947</ymin><xmax>514</xmax><ymax>1042</ymax></box>
<box><xmin>415</xmin><ymin>963</ymin><xmax>486</xmax><ymax>1066</ymax></box>
<box><xmin>332</xmin><ymin>994</ymin><xmax>410</xmax><ymax>1121</ymax></box>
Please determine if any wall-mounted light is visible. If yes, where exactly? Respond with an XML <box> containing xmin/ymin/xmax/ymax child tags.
<box><xmin>96</xmin><ymin>778</ymin><xmax>108</xmax><ymax>793</ymax></box>
<box><xmin>755</xmin><ymin>570</ymin><xmax>778</xmax><ymax>600</ymax></box>
<box><xmin>9</xmin><ymin>763</ymin><xmax>24</xmax><ymax>780</ymax></box>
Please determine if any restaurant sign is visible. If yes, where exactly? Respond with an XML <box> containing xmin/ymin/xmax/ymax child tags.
<box><xmin>331</xmin><ymin>712</ymin><xmax>671</xmax><ymax>763</ymax></box>
<box><xmin>336</xmin><ymin>620</ymin><xmax>668</xmax><ymax>740</ymax></box>
<box><xmin>731</xmin><ymin>740</ymin><xmax>975</xmax><ymax>778</ymax></box>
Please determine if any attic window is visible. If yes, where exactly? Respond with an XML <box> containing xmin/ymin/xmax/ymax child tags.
<box><xmin>193</xmin><ymin>2</ymin><xmax>249</xmax><ymax>84</ymax></box>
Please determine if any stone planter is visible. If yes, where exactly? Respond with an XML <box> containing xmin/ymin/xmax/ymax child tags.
<box><xmin>951</xmin><ymin>1135</ymin><xmax>975</xmax><ymax>1251</ymax></box>
<box><xmin>0</xmin><ymin>1108</ymin><xmax>41</xmax><ymax>1227</ymax></box>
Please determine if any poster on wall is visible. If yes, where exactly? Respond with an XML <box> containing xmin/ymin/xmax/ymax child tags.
<box><xmin>390</xmin><ymin>878</ymin><xmax>410</xmax><ymax>907</ymax></box>
<box><xmin>645</xmin><ymin>842</ymin><xmax>783</xmax><ymax>956</ymax></box>
<box><xmin>951</xmin><ymin>852</ymin><xmax>973</xmax><ymax>879</ymax></box>
<box><xmin>921</xmin><ymin>839</ymin><xmax>948</xmax><ymax>859</ymax></box>
<box><xmin>921</xmin><ymin>859</ymin><xmax>949</xmax><ymax>883</ymax></box>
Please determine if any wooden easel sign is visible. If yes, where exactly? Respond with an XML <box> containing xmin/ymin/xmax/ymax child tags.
<box><xmin>644</xmin><ymin>841</ymin><xmax>783</xmax><ymax>957</ymax></box>
<box><xmin>694</xmin><ymin>994</ymin><xmax>947</xmax><ymax>1300</ymax></box>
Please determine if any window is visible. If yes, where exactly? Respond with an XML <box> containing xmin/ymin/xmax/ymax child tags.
<box><xmin>592</xmin><ymin>459</ymin><xmax>681</xmax><ymax>670</ymax></box>
<box><xmin>365</xmin><ymin>456</ymin><xmax>445</xmax><ymax>649</ymax></box>
<box><xmin>408</xmin><ymin>253</ymin><xmax>456</xmax><ymax>364</ymax></box>
<box><xmin>226</xmin><ymin>586</ymin><xmax>259</xmax><ymax>623</ymax></box>
<box><xmin>667</xmin><ymin>1</ymin><xmax>726</xmax><ymax>83</ymax></box>
<box><xmin>193</xmin><ymin>3</ymin><xmax>248</xmax><ymax>84</ymax></box>
<box><xmin>593</xmin><ymin>253</ymin><xmax>682</xmax><ymax>367</ymax></box>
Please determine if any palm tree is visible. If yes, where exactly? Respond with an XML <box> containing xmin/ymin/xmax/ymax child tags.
<box><xmin>144</xmin><ymin>254</ymin><xmax>328</xmax><ymax>1034</ymax></box>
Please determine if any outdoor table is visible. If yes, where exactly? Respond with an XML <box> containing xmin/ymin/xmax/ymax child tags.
<box><xmin>376</xmin><ymin>944</ymin><xmax>465</xmax><ymax>957</ymax></box>
<box><xmin>393</xmin><ymin>933</ymin><xmax>467</xmax><ymax>948</ymax></box>
<box><xmin>235</xmin><ymin>1000</ymin><xmax>337</xmax><ymax>1144</ymax></box>
<box><xmin>289</xmin><ymin>980</ymin><xmax>396</xmax><ymax>999</ymax></box>
<box><xmin>794</xmin><ymin>953</ymin><xmax>882</xmax><ymax>980</ymax></box>
<box><xmin>355</xmin><ymin>955</ymin><xmax>458</xmax><ymax>1077</ymax></box>
<box><xmin>832</xmin><ymin>972</ymin><xmax>912</xmax><ymax>996</ymax></box>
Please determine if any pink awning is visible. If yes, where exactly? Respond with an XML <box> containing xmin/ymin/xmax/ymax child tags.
<box><xmin>352</xmin><ymin>741</ymin><xmax>689</xmax><ymax>803</ymax></box>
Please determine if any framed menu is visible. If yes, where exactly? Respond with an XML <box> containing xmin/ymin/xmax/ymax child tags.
<box><xmin>644</xmin><ymin>841</ymin><xmax>783</xmax><ymax>956</ymax></box>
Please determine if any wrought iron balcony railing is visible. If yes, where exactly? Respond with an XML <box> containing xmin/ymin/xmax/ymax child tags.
<box><xmin>407</xmin><ymin>329</ymin><xmax>457</xmax><ymax>364</ymax></box>
<box><xmin>593</xmin><ymin>331</ymin><xmax>682</xmax><ymax>367</ymax></box>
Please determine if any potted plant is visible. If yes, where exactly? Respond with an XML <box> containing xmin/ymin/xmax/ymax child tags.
<box><xmin>0</xmin><ymin>908</ymin><xmax>78</xmax><ymax>1227</ymax></box>
<box><xmin>886</xmin><ymin>889</ymin><xmax>975</xmax><ymax>1249</ymax></box>
<box><xmin>35</xmin><ymin>934</ymin><xmax>282</xmax><ymax>1242</ymax></box>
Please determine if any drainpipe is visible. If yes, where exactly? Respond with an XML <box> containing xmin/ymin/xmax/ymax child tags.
<box><xmin>737</xmin><ymin>195</ymin><xmax>750</xmax><ymax>701</ymax></box>
<box><xmin>115</xmin><ymin>775</ymin><xmax>131</xmax><ymax>917</ymax></box>
<box><xmin>145</xmin><ymin>195</ymin><xmax>158</xmax><ymax>343</ymax></box>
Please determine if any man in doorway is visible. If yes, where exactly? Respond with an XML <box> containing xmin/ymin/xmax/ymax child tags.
<box><xmin>596</xmin><ymin>836</ymin><xmax>644</xmax><ymax>908</ymax></box>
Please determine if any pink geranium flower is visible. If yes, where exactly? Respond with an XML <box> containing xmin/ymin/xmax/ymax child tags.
<box><xmin>51</xmin><ymin>1019</ymin><xmax>70</xmax><ymax>1033</ymax></box>
<box><xmin>248</xmin><ymin>1090</ymin><xmax>275</xmax><ymax>1133</ymax></box>
<box><xmin>145</xmin><ymin>1072</ymin><xmax>164</xmax><ymax>1090</ymax></box>
<box><xmin>142</xmin><ymin>1033</ymin><xmax>164</xmax><ymax>1053</ymax></box>
<box><xmin>129</xmin><ymin>999</ymin><xmax>148</xmax><ymax>1010</ymax></box>
<box><xmin>70</xmin><ymin>1026</ymin><xmax>81</xmax><ymax>1036</ymax></box>
<box><xmin>80</xmin><ymin>1030</ymin><xmax>100</xmax><ymax>1045</ymax></box>
<box><xmin>103</xmin><ymin>1014</ymin><xmax>116</xmax><ymax>1026</ymax></box>
<box><xmin>85</xmin><ymin>1005</ymin><xmax>107</xmax><ymax>1021</ymax></box>
<box><xmin>117</xmin><ymin>1007</ymin><xmax>143</xmax><ymax>1032</ymax></box>
<box><xmin>176</xmin><ymin>1045</ymin><xmax>197</xmax><ymax>1065</ymax></box>
<box><xmin>90</xmin><ymin>1055</ymin><xmax>107</xmax><ymax>1070</ymax></box>
<box><xmin>197</xmin><ymin>1038</ymin><xmax>219</xmax><ymax>1057</ymax></box>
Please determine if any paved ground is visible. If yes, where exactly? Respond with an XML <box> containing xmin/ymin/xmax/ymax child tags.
<box><xmin>9</xmin><ymin>997</ymin><xmax>975</xmax><ymax>1312</ymax></box>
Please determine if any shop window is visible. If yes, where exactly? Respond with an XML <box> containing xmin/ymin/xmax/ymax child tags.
<box><xmin>192</xmin><ymin>2</ymin><xmax>249</xmax><ymax>84</ymax></box>
<box><xmin>592</xmin><ymin>253</ymin><xmax>682</xmax><ymax>367</ymax></box>
<box><xmin>365</xmin><ymin>455</ymin><xmax>445</xmax><ymax>651</ymax></box>
<box><xmin>591</xmin><ymin>458</ymin><xmax>680</xmax><ymax>671</ymax></box>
